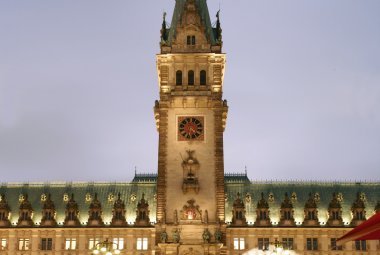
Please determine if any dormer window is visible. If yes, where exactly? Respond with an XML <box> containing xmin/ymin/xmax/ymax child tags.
<box><xmin>187</xmin><ymin>35</ymin><xmax>195</xmax><ymax>45</ymax></box>
<box><xmin>188</xmin><ymin>70</ymin><xmax>194</xmax><ymax>85</ymax></box>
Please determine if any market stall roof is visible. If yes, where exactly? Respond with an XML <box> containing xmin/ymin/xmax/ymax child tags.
<box><xmin>337</xmin><ymin>212</ymin><xmax>380</xmax><ymax>245</ymax></box>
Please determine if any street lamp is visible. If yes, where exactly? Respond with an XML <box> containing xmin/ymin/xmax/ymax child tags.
<box><xmin>92</xmin><ymin>238</ymin><xmax>120</xmax><ymax>255</ymax></box>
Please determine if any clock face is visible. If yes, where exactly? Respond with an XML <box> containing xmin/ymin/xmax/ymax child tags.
<box><xmin>178</xmin><ymin>116</ymin><xmax>204</xmax><ymax>141</ymax></box>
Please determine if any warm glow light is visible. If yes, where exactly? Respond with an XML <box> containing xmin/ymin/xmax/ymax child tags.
<box><xmin>100</xmin><ymin>247</ymin><xmax>107</xmax><ymax>252</ymax></box>
<box><xmin>106</xmin><ymin>252</ymin><xmax>112</xmax><ymax>255</ymax></box>
<box><xmin>114</xmin><ymin>250</ymin><xmax>121</xmax><ymax>254</ymax></box>
<box><xmin>93</xmin><ymin>250</ymin><xmax>99</xmax><ymax>254</ymax></box>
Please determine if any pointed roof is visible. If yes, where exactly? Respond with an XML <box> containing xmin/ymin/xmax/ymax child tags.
<box><xmin>257</xmin><ymin>192</ymin><xmax>269</xmax><ymax>209</ymax></box>
<box><xmin>166</xmin><ymin>0</ymin><xmax>220</xmax><ymax>46</ymax></box>
<box><xmin>304</xmin><ymin>193</ymin><xmax>318</xmax><ymax>209</ymax></box>
<box><xmin>0</xmin><ymin>194</ymin><xmax>10</xmax><ymax>211</ymax></box>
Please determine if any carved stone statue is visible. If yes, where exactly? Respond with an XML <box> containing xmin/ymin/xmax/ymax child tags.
<box><xmin>202</xmin><ymin>228</ymin><xmax>211</xmax><ymax>243</ymax></box>
<box><xmin>160</xmin><ymin>230</ymin><xmax>168</xmax><ymax>243</ymax></box>
<box><xmin>174</xmin><ymin>209</ymin><xmax>178</xmax><ymax>225</ymax></box>
<box><xmin>173</xmin><ymin>229</ymin><xmax>180</xmax><ymax>243</ymax></box>
<box><xmin>215</xmin><ymin>229</ymin><xmax>223</xmax><ymax>243</ymax></box>
<box><xmin>204</xmin><ymin>209</ymin><xmax>208</xmax><ymax>224</ymax></box>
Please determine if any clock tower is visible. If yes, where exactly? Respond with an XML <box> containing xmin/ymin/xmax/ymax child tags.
<box><xmin>154</xmin><ymin>0</ymin><xmax>227</xmax><ymax>254</ymax></box>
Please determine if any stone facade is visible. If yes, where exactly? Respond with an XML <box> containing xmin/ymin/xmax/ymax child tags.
<box><xmin>1</xmin><ymin>1</ymin><xmax>380</xmax><ymax>255</ymax></box>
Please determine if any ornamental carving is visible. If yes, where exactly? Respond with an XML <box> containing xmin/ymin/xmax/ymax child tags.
<box><xmin>180</xmin><ymin>199</ymin><xmax>202</xmax><ymax>220</ymax></box>
<box><xmin>182</xmin><ymin>150</ymin><xmax>200</xmax><ymax>194</ymax></box>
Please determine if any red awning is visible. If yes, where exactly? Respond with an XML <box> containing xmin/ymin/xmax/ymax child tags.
<box><xmin>337</xmin><ymin>212</ymin><xmax>380</xmax><ymax>245</ymax></box>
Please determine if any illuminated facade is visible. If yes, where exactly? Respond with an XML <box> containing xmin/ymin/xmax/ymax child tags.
<box><xmin>1</xmin><ymin>0</ymin><xmax>380</xmax><ymax>254</ymax></box>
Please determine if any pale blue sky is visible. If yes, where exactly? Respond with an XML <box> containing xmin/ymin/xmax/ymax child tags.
<box><xmin>0</xmin><ymin>1</ymin><xmax>379</xmax><ymax>182</ymax></box>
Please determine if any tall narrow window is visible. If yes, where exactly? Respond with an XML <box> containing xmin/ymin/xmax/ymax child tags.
<box><xmin>258</xmin><ymin>238</ymin><xmax>269</xmax><ymax>251</ymax></box>
<box><xmin>200</xmin><ymin>70</ymin><xmax>206</xmax><ymax>85</ymax></box>
<box><xmin>355</xmin><ymin>240</ymin><xmax>366</xmax><ymax>251</ymax></box>
<box><xmin>137</xmin><ymin>237</ymin><xmax>148</xmax><ymax>250</ymax></box>
<box><xmin>330</xmin><ymin>238</ymin><xmax>343</xmax><ymax>250</ymax></box>
<box><xmin>306</xmin><ymin>238</ymin><xmax>318</xmax><ymax>251</ymax></box>
<box><xmin>191</xmin><ymin>36</ymin><xmax>196</xmax><ymax>45</ymax></box>
<box><xmin>88</xmin><ymin>238</ymin><xmax>100</xmax><ymax>250</ymax></box>
<box><xmin>41</xmin><ymin>238</ymin><xmax>53</xmax><ymax>250</ymax></box>
<box><xmin>1</xmin><ymin>239</ymin><xmax>7</xmax><ymax>250</ymax></box>
<box><xmin>176</xmin><ymin>70</ymin><xmax>182</xmax><ymax>85</ymax></box>
<box><xmin>233</xmin><ymin>237</ymin><xmax>245</xmax><ymax>250</ymax></box>
<box><xmin>282</xmin><ymin>238</ymin><xmax>294</xmax><ymax>250</ymax></box>
<box><xmin>65</xmin><ymin>238</ymin><xmax>77</xmax><ymax>250</ymax></box>
<box><xmin>18</xmin><ymin>239</ymin><xmax>30</xmax><ymax>251</ymax></box>
<box><xmin>113</xmin><ymin>238</ymin><xmax>124</xmax><ymax>250</ymax></box>
<box><xmin>187</xmin><ymin>36</ymin><xmax>191</xmax><ymax>45</ymax></box>
<box><xmin>188</xmin><ymin>70</ymin><xmax>194</xmax><ymax>85</ymax></box>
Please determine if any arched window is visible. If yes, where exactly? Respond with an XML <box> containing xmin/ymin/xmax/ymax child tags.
<box><xmin>176</xmin><ymin>70</ymin><xmax>182</xmax><ymax>85</ymax></box>
<box><xmin>200</xmin><ymin>70</ymin><xmax>206</xmax><ymax>85</ymax></box>
<box><xmin>188</xmin><ymin>70</ymin><xmax>194</xmax><ymax>85</ymax></box>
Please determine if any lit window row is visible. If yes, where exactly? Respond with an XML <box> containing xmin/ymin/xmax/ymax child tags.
<box><xmin>0</xmin><ymin>237</ymin><xmax>149</xmax><ymax>251</ymax></box>
<box><xmin>232</xmin><ymin>237</ymin><xmax>367</xmax><ymax>251</ymax></box>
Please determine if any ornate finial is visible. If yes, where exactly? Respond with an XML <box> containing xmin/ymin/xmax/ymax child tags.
<box><xmin>118</xmin><ymin>192</ymin><xmax>121</xmax><ymax>199</ymax></box>
<box><xmin>215</xmin><ymin>9</ymin><xmax>222</xmax><ymax>43</ymax></box>
<box><xmin>261</xmin><ymin>192</ymin><xmax>264</xmax><ymax>199</ymax></box>
<box><xmin>161</xmin><ymin>12</ymin><xmax>168</xmax><ymax>43</ymax></box>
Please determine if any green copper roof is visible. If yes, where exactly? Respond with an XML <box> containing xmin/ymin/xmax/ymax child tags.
<box><xmin>1</xmin><ymin>176</ymin><xmax>379</xmax><ymax>228</ymax></box>
<box><xmin>225</xmin><ymin>181</ymin><xmax>380</xmax><ymax>226</ymax></box>
<box><xmin>165</xmin><ymin>0</ymin><xmax>220</xmax><ymax>46</ymax></box>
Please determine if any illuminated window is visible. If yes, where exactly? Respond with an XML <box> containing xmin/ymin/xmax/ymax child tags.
<box><xmin>18</xmin><ymin>238</ymin><xmax>30</xmax><ymax>251</ymax></box>
<box><xmin>233</xmin><ymin>237</ymin><xmax>245</xmax><ymax>250</ymax></box>
<box><xmin>1</xmin><ymin>239</ymin><xmax>7</xmax><ymax>250</ymax></box>
<box><xmin>113</xmin><ymin>238</ymin><xmax>124</xmax><ymax>250</ymax></box>
<box><xmin>306</xmin><ymin>238</ymin><xmax>318</xmax><ymax>250</ymax></box>
<box><xmin>200</xmin><ymin>70</ymin><xmax>206</xmax><ymax>85</ymax></box>
<box><xmin>188</xmin><ymin>70</ymin><xmax>194</xmax><ymax>85</ymax></box>
<box><xmin>330</xmin><ymin>238</ymin><xmax>342</xmax><ymax>250</ymax></box>
<box><xmin>282</xmin><ymin>238</ymin><xmax>294</xmax><ymax>250</ymax></box>
<box><xmin>65</xmin><ymin>238</ymin><xmax>77</xmax><ymax>250</ymax></box>
<box><xmin>137</xmin><ymin>237</ymin><xmax>148</xmax><ymax>250</ymax></box>
<box><xmin>355</xmin><ymin>240</ymin><xmax>366</xmax><ymax>251</ymax></box>
<box><xmin>258</xmin><ymin>238</ymin><xmax>269</xmax><ymax>251</ymax></box>
<box><xmin>176</xmin><ymin>70</ymin><xmax>183</xmax><ymax>85</ymax></box>
<box><xmin>88</xmin><ymin>238</ymin><xmax>100</xmax><ymax>250</ymax></box>
<box><xmin>41</xmin><ymin>238</ymin><xmax>53</xmax><ymax>250</ymax></box>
